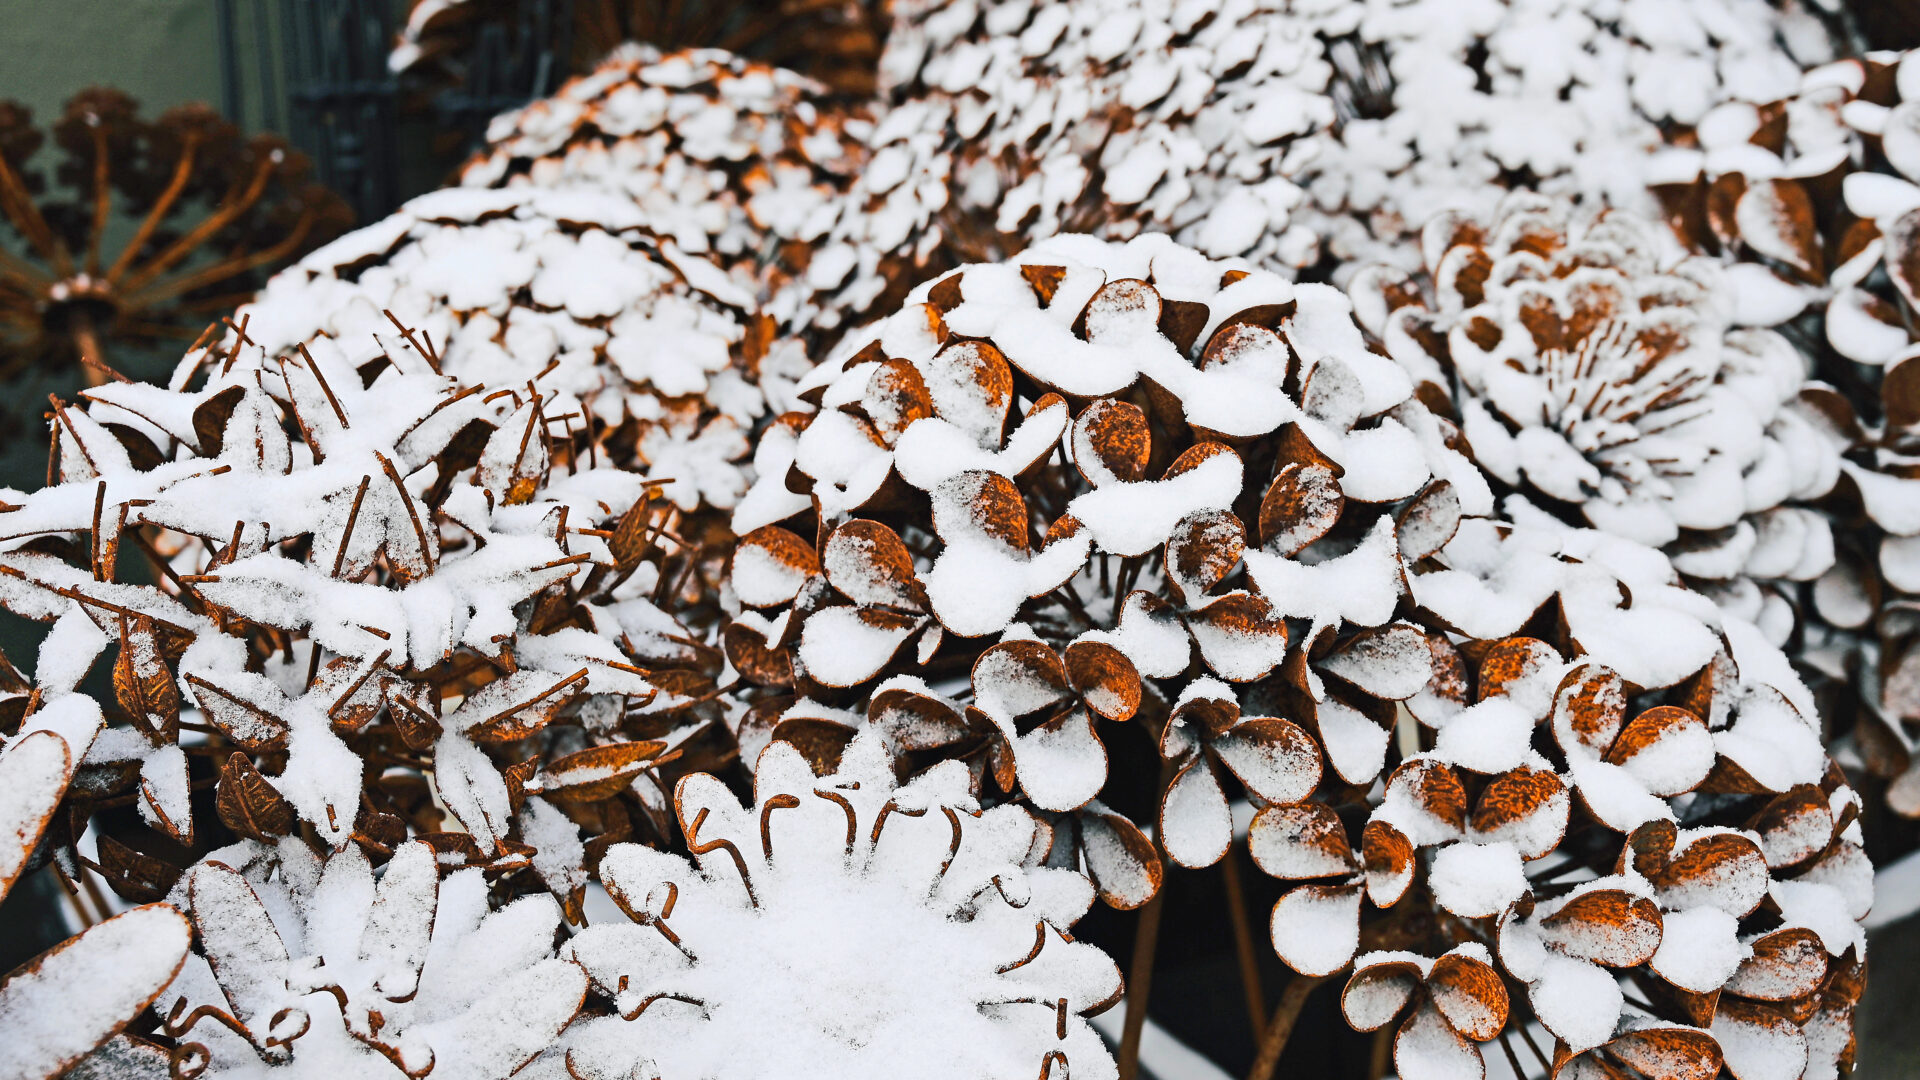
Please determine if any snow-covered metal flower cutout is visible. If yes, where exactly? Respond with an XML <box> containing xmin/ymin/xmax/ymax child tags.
<box><xmin>1354</xmin><ymin>195</ymin><xmax>1840</xmax><ymax>621</ymax></box>
<box><xmin>558</xmin><ymin>733</ymin><xmax>1124</xmax><ymax>1080</ymax></box>
<box><xmin>1498</xmin><ymin>878</ymin><xmax>1669</xmax><ymax>1054</ymax></box>
<box><xmin>1159</xmin><ymin>677</ymin><xmax>1321</xmax><ymax>869</ymax></box>
<box><xmin>1340</xmin><ymin>944</ymin><xmax>1511</xmax><ymax>1080</ymax></box>
<box><xmin>163</xmin><ymin>838</ymin><xmax>586</xmax><ymax>1079</ymax></box>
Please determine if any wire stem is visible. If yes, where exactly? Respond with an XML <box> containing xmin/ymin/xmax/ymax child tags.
<box><xmin>1221</xmin><ymin>847</ymin><xmax>1267</xmax><ymax>1041</ymax></box>
<box><xmin>1119</xmin><ymin>759</ymin><xmax>1177</xmax><ymax>1080</ymax></box>
<box><xmin>67</xmin><ymin>307</ymin><xmax>114</xmax><ymax>387</ymax></box>
<box><xmin>1116</xmin><ymin>879</ymin><xmax>1166</xmax><ymax>1080</ymax></box>
<box><xmin>1246</xmin><ymin>973</ymin><xmax>1327</xmax><ymax>1080</ymax></box>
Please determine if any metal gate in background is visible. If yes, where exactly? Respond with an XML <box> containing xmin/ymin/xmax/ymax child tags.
<box><xmin>213</xmin><ymin>0</ymin><xmax>573</xmax><ymax>224</ymax></box>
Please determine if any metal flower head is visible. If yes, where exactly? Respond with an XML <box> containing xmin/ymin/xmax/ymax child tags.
<box><xmin>154</xmin><ymin>838</ymin><xmax>586</xmax><ymax>1078</ymax></box>
<box><xmin>0</xmin><ymin>316</ymin><xmax>713</xmax><ymax>945</ymax></box>
<box><xmin>723</xmin><ymin>232</ymin><xmax>1491</xmax><ymax>906</ymax></box>
<box><xmin>0</xmin><ymin>89</ymin><xmax>349</xmax><ymax>391</ymax></box>
<box><xmin>1353</xmin><ymin>194</ymin><xmax>1842</xmax><ymax>638</ymax></box>
<box><xmin>557</xmin><ymin>732</ymin><xmax>1123</xmax><ymax>1080</ymax></box>
<box><xmin>236</xmin><ymin>178</ymin><xmax>797</xmax><ymax>516</ymax></box>
<box><xmin>1300</xmin><ymin>0</ymin><xmax>1838</xmax><ymax>269</ymax></box>
<box><xmin>803</xmin><ymin>0</ymin><xmax>1352</xmax><ymax>331</ymax></box>
<box><xmin>460</xmin><ymin>45</ymin><xmax>867</xmax><ymax>306</ymax></box>
<box><xmin>392</xmin><ymin>0</ymin><xmax>887</xmax><ymax>99</ymax></box>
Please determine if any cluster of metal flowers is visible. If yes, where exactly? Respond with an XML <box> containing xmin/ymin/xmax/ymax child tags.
<box><xmin>1627</xmin><ymin>48</ymin><xmax>1920</xmax><ymax>824</ymax></box>
<box><xmin>0</xmin><ymin>248</ymin><xmax>1133</xmax><ymax>1077</ymax></box>
<box><xmin>715</xmin><ymin>232</ymin><xmax>1875</xmax><ymax>1078</ymax></box>
<box><xmin>4</xmin><ymin>8</ymin><xmax>1916</xmax><ymax>1080</ymax></box>
<box><xmin>0</xmin><ymin>222</ymin><xmax>1884</xmax><ymax>1080</ymax></box>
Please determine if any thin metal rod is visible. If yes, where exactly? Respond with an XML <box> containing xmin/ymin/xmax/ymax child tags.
<box><xmin>1117</xmin><ymin>883</ymin><xmax>1167</xmax><ymax>1080</ymax></box>
<box><xmin>1246</xmin><ymin>974</ymin><xmax>1327</xmax><ymax>1080</ymax></box>
<box><xmin>1222</xmin><ymin>847</ymin><xmax>1267</xmax><ymax>1041</ymax></box>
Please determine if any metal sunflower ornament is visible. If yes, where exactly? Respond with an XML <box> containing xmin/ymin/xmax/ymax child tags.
<box><xmin>553</xmin><ymin>731</ymin><xmax>1123</xmax><ymax>1080</ymax></box>
<box><xmin>0</xmin><ymin>89</ymin><xmax>350</xmax><ymax>390</ymax></box>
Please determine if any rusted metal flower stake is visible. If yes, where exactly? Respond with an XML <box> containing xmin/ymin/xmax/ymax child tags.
<box><xmin>0</xmin><ymin>90</ymin><xmax>349</xmax><ymax>391</ymax></box>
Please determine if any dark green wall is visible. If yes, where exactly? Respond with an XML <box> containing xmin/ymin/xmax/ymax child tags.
<box><xmin>1</xmin><ymin>0</ymin><xmax>227</xmax><ymax>125</ymax></box>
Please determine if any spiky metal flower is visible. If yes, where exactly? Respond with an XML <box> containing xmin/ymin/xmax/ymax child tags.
<box><xmin>1300</xmin><ymin>0</ymin><xmax>1839</xmax><ymax>271</ymax></box>
<box><xmin>151</xmin><ymin>838</ymin><xmax>586</xmax><ymax>1078</ymax></box>
<box><xmin>556</xmin><ymin>733</ymin><xmax>1123</xmax><ymax>1080</ymax></box>
<box><xmin>0</xmin><ymin>89</ymin><xmax>350</xmax><ymax>389</ymax></box>
<box><xmin>459</xmin><ymin>45</ymin><xmax>868</xmax><ymax>317</ymax></box>
<box><xmin>236</xmin><ymin>181</ymin><xmax>799</xmax><ymax>516</ymax></box>
<box><xmin>391</xmin><ymin>0</ymin><xmax>887</xmax><ymax>99</ymax></box>
<box><xmin>801</xmin><ymin>0</ymin><xmax>1352</xmax><ymax>331</ymax></box>
<box><xmin>1352</xmin><ymin>194</ymin><xmax>1843</xmax><ymax>642</ymax></box>
<box><xmin>0</xmin><ymin>317</ymin><xmax>718</xmax><ymax>943</ymax></box>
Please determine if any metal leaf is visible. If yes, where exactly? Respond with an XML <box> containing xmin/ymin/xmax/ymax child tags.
<box><xmin>215</xmin><ymin>752</ymin><xmax>295</xmax><ymax>842</ymax></box>
<box><xmin>112</xmin><ymin>616</ymin><xmax>180</xmax><ymax>743</ymax></box>
<box><xmin>94</xmin><ymin>833</ymin><xmax>183</xmax><ymax>904</ymax></box>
